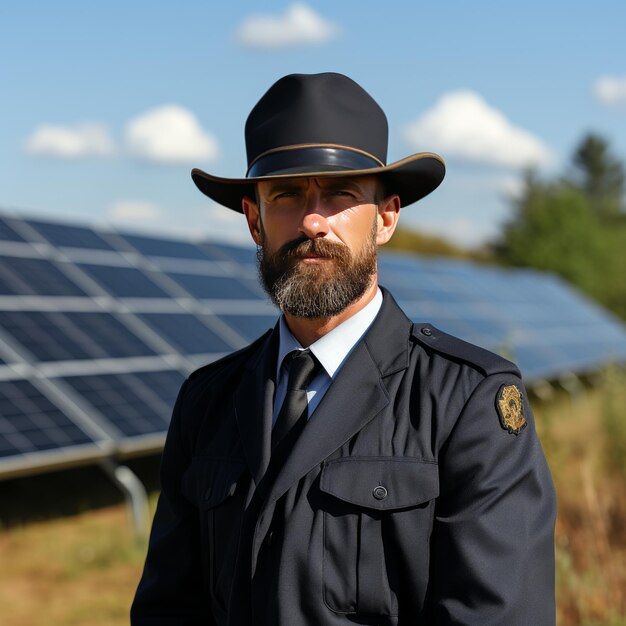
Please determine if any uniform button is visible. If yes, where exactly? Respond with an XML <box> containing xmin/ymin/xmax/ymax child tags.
<box><xmin>267</xmin><ymin>531</ymin><xmax>274</xmax><ymax>547</ymax></box>
<box><xmin>421</xmin><ymin>327</ymin><xmax>432</xmax><ymax>336</ymax></box>
<box><xmin>373</xmin><ymin>485</ymin><xmax>388</xmax><ymax>500</ymax></box>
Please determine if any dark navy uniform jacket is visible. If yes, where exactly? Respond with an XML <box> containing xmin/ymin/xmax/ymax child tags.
<box><xmin>132</xmin><ymin>289</ymin><xmax>556</xmax><ymax>625</ymax></box>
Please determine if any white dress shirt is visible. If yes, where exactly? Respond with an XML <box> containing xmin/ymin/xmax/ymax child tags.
<box><xmin>272</xmin><ymin>288</ymin><xmax>383</xmax><ymax>424</ymax></box>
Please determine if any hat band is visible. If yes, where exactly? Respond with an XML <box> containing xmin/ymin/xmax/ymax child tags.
<box><xmin>247</xmin><ymin>146</ymin><xmax>383</xmax><ymax>178</ymax></box>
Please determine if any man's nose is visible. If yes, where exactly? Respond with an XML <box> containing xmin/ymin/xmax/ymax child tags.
<box><xmin>299</xmin><ymin>194</ymin><xmax>330</xmax><ymax>239</ymax></box>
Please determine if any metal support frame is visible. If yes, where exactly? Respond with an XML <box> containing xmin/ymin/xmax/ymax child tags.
<box><xmin>100</xmin><ymin>458</ymin><xmax>150</xmax><ymax>539</ymax></box>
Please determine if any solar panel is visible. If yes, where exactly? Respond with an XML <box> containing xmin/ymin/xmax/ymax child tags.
<box><xmin>0</xmin><ymin>311</ymin><xmax>158</xmax><ymax>362</ymax></box>
<box><xmin>60</xmin><ymin>371</ymin><xmax>182</xmax><ymax>438</ymax></box>
<box><xmin>137</xmin><ymin>313</ymin><xmax>235</xmax><ymax>354</ymax></box>
<box><xmin>1</xmin><ymin>209</ymin><xmax>625</xmax><ymax>481</ymax></box>
<box><xmin>218</xmin><ymin>314</ymin><xmax>277</xmax><ymax>342</ymax></box>
<box><xmin>77</xmin><ymin>264</ymin><xmax>170</xmax><ymax>298</ymax></box>
<box><xmin>379</xmin><ymin>252</ymin><xmax>626</xmax><ymax>379</ymax></box>
<box><xmin>25</xmin><ymin>219</ymin><xmax>116</xmax><ymax>251</ymax></box>
<box><xmin>208</xmin><ymin>241</ymin><xmax>257</xmax><ymax>266</ymax></box>
<box><xmin>129</xmin><ymin>370</ymin><xmax>185</xmax><ymax>408</ymax></box>
<box><xmin>121</xmin><ymin>233</ymin><xmax>217</xmax><ymax>260</ymax></box>
<box><xmin>0</xmin><ymin>379</ymin><xmax>95</xmax><ymax>458</ymax></box>
<box><xmin>0</xmin><ymin>218</ymin><xmax>26</xmax><ymax>242</ymax></box>
<box><xmin>166</xmin><ymin>271</ymin><xmax>264</xmax><ymax>300</ymax></box>
<box><xmin>0</xmin><ymin>257</ymin><xmax>87</xmax><ymax>296</ymax></box>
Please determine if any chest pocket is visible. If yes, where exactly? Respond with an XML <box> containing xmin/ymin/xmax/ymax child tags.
<box><xmin>320</xmin><ymin>457</ymin><xmax>439</xmax><ymax>617</ymax></box>
<box><xmin>183</xmin><ymin>456</ymin><xmax>247</xmax><ymax>509</ymax></box>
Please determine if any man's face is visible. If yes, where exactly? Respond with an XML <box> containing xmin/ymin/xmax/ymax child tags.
<box><xmin>246</xmin><ymin>176</ymin><xmax>384</xmax><ymax>319</ymax></box>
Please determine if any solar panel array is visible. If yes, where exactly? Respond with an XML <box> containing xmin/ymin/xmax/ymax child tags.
<box><xmin>1</xmin><ymin>209</ymin><xmax>625</xmax><ymax>479</ymax></box>
<box><xmin>0</xmin><ymin>212</ymin><xmax>276</xmax><ymax>478</ymax></box>
<box><xmin>379</xmin><ymin>254</ymin><xmax>626</xmax><ymax>380</ymax></box>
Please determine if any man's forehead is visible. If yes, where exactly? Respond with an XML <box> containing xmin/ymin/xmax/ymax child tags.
<box><xmin>258</xmin><ymin>175</ymin><xmax>379</xmax><ymax>195</ymax></box>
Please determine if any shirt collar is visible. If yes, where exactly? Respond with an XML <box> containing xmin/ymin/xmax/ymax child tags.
<box><xmin>276</xmin><ymin>287</ymin><xmax>383</xmax><ymax>379</ymax></box>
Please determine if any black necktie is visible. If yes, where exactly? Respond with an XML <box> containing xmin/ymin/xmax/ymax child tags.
<box><xmin>272</xmin><ymin>349</ymin><xmax>320</xmax><ymax>452</ymax></box>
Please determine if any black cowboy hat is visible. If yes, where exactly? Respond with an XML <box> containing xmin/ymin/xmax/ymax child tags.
<box><xmin>191</xmin><ymin>72</ymin><xmax>445</xmax><ymax>212</ymax></box>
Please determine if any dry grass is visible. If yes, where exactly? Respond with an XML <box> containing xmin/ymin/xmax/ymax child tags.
<box><xmin>535</xmin><ymin>368</ymin><xmax>626</xmax><ymax>626</ymax></box>
<box><xmin>0</xmin><ymin>505</ymin><xmax>150</xmax><ymax>626</ymax></box>
<box><xmin>0</xmin><ymin>369</ymin><xmax>625</xmax><ymax>626</ymax></box>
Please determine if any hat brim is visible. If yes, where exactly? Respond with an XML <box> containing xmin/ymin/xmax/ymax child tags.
<box><xmin>191</xmin><ymin>152</ymin><xmax>445</xmax><ymax>213</ymax></box>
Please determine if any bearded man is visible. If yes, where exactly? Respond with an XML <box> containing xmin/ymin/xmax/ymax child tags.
<box><xmin>131</xmin><ymin>73</ymin><xmax>556</xmax><ymax>626</ymax></box>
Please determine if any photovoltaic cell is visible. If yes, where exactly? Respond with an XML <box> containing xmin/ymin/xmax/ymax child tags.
<box><xmin>511</xmin><ymin>345</ymin><xmax>562</xmax><ymax>378</ymax></box>
<box><xmin>129</xmin><ymin>370</ymin><xmax>185</xmax><ymax>408</ymax></box>
<box><xmin>208</xmin><ymin>242</ymin><xmax>257</xmax><ymax>265</ymax></box>
<box><xmin>0</xmin><ymin>257</ymin><xmax>87</xmax><ymax>296</ymax></box>
<box><xmin>61</xmin><ymin>372</ymin><xmax>176</xmax><ymax>437</ymax></box>
<box><xmin>0</xmin><ymin>311</ymin><xmax>92</xmax><ymax>361</ymax></box>
<box><xmin>0</xmin><ymin>311</ymin><xmax>157</xmax><ymax>361</ymax></box>
<box><xmin>0</xmin><ymin>379</ymin><xmax>94</xmax><ymax>458</ymax></box>
<box><xmin>166</xmin><ymin>272</ymin><xmax>264</xmax><ymax>300</ymax></box>
<box><xmin>219</xmin><ymin>314</ymin><xmax>277</xmax><ymax>342</ymax></box>
<box><xmin>0</xmin><ymin>218</ymin><xmax>26</xmax><ymax>242</ymax></box>
<box><xmin>63</xmin><ymin>312</ymin><xmax>157</xmax><ymax>359</ymax></box>
<box><xmin>121</xmin><ymin>234</ymin><xmax>215</xmax><ymax>260</ymax></box>
<box><xmin>25</xmin><ymin>220</ymin><xmax>116</xmax><ymax>251</ymax></box>
<box><xmin>78</xmin><ymin>264</ymin><xmax>170</xmax><ymax>298</ymax></box>
<box><xmin>137</xmin><ymin>313</ymin><xmax>234</xmax><ymax>354</ymax></box>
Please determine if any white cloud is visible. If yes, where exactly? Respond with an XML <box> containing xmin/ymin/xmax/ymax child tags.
<box><xmin>202</xmin><ymin>203</ymin><xmax>253</xmax><ymax>244</ymax></box>
<box><xmin>107</xmin><ymin>200</ymin><xmax>162</xmax><ymax>222</ymax></box>
<box><xmin>125</xmin><ymin>105</ymin><xmax>219</xmax><ymax>164</ymax></box>
<box><xmin>236</xmin><ymin>3</ymin><xmax>338</xmax><ymax>49</ymax></box>
<box><xmin>105</xmin><ymin>199</ymin><xmax>251</xmax><ymax>243</ymax></box>
<box><xmin>452</xmin><ymin>172</ymin><xmax>525</xmax><ymax>197</ymax></box>
<box><xmin>496</xmin><ymin>174</ymin><xmax>524</xmax><ymax>198</ymax></box>
<box><xmin>594</xmin><ymin>75</ymin><xmax>626</xmax><ymax>107</ymax></box>
<box><xmin>405</xmin><ymin>91</ymin><xmax>553</xmax><ymax>168</ymax></box>
<box><xmin>23</xmin><ymin>122</ymin><xmax>115</xmax><ymax>158</ymax></box>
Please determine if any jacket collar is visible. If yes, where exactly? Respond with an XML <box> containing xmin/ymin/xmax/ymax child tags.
<box><xmin>233</xmin><ymin>327</ymin><xmax>278</xmax><ymax>494</ymax></box>
<box><xmin>264</xmin><ymin>288</ymin><xmax>413</xmax><ymax>505</ymax></box>
<box><xmin>233</xmin><ymin>288</ymin><xmax>413</xmax><ymax>502</ymax></box>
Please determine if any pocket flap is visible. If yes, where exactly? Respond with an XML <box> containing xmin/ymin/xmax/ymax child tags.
<box><xmin>320</xmin><ymin>457</ymin><xmax>438</xmax><ymax>511</ymax></box>
<box><xmin>182</xmin><ymin>456</ymin><xmax>247</xmax><ymax>509</ymax></box>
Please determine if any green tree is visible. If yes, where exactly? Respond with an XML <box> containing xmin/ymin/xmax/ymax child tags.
<box><xmin>500</xmin><ymin>181</ymin><xmax>607</xmax><ymax>291</ymax></box>
<box><xmin>497</xmin><ymin>162</ymin><xmax>626</xmax><ymax>319</ymax></box>
<box><xmin>567</xmin><ymin>133</ymin><xmax>625</xmax><ymax>218</ymax></box>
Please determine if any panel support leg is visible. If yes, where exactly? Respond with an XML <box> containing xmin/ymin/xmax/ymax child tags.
<box><xmin>100</xmin><ymin>459</ymin><xmax>150</xmax><ymax>540</ymax></box>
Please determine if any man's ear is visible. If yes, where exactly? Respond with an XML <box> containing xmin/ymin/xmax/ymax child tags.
<box><xmin>376</xmin><ymin>194</ymin><xmax>401</xmax><ymax>246</ymax></box>
<box><xmin>242</xmin><ymin>196</ymin><xmax>262</xmax><ymax>245</ymax></box>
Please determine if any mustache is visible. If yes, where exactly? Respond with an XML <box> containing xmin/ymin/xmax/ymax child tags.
<box><xmin>275</xmin><ymin>236</ymin><xmax>349</xmax><ymax>261</ymax></box>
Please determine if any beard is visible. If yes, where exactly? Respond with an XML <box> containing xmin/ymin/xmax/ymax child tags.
<box><xmin>257</xmin><ymin>223</ymin><xmax>378</xmax><ymax>319</ymax></box>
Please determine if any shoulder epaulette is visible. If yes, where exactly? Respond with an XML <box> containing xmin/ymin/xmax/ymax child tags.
<box><xmin>412</xmin><ymin>323</ymin><xmax>520</xmax><ymax>378</ymax></box>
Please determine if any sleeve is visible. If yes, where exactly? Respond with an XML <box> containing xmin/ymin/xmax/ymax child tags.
<box><xmin>431</xmin><ymin>373</ymin><xmax>556</xmax><ymax>626</ymax></box>
<box><xmin>130</xmin><ymin>378</ymin><xmax>216</xmax><ymax>626</ymax></box>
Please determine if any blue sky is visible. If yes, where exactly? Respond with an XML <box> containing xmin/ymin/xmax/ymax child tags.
<box><xmin>1</xmin><ymin>1</ymin><xmax>625</xmax><ymax>247</ymax></box>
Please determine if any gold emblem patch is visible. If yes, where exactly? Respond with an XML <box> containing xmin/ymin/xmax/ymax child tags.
<box><xmin>496</xmin><ymin>384</ymin><xmax>526</xmax><ymax>435</ymax></box>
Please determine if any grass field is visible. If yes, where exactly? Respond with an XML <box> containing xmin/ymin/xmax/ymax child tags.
<box><xmin>0</xmin><ymin>504</ymin><xmax>148</xmax><ymax>626</ymax></box>
<box><xmin>538</xmin><ymin>367</ymin><xmax>626</xmax><ymax>626</ymax></box>
<box><xmin>1</xmin><ymin>369</ymin><xmax>625</xmax><ymax>626</ymax></box>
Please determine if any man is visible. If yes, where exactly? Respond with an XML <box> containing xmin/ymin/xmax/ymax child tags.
<box><xmin>132</xmin><ymin>73</ymin><xmax>556</xmax><ymax>625</ymax></box>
